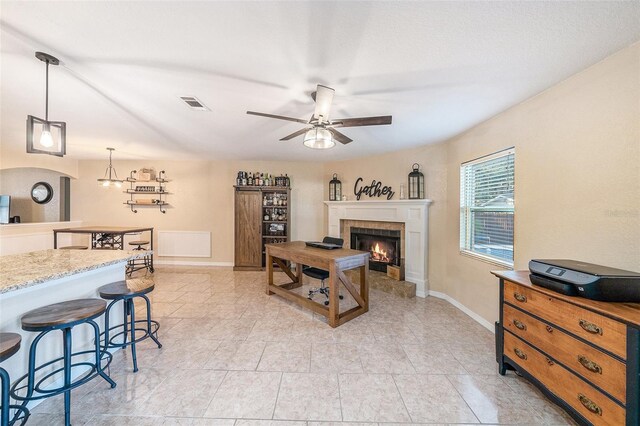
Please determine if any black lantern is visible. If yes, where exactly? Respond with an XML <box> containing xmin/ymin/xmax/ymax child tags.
<box><xmin>26</xmin><ymin>52</ymin><xmax>66</xmax><ymax>157</ymax></box>
<box><xmin>329</xmin><ymin>173</ymin><xmax>342</xmax><ymax>201</ymax></box>
<box><xmin>408</xmin><ymin>163</ymin><xmax>425</xmax><ymax>199</ymax></box>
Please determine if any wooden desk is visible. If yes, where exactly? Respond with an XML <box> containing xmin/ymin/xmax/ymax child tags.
<box><xmin>53</xmin><ymin>226</ymin><xmax>154</xmax><ymax>271</ymax></box>
<box><xmin>266</xmin><ymin>241</ymin><xmax>370</xmax><ymax>327</ymax></box>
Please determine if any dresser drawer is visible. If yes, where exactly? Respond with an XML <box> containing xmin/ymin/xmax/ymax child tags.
<box><xmin>504</xmin><ymin>332</ymin><xmax>626</xmax><ymax>426</ymax></box>
<box><xmin>503</xmin><ymin>304</ymin><xmax>627</xmax><ymax>404</ymax></box>
<box><xmin>504</xmin><ymin>280</ymin><xmax>627</xmax><ymax>359</ymax></box>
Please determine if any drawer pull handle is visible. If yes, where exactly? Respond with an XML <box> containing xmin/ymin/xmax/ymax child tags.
<box><xmin>545</xmin><ymin>325</ymin><xmax>554</xmax><ymax>333</ymax></box>
<box><xmin>578</xmin><ymin>393</ymin><xmax>602</xmax><ymax>416</ymax></box>
<box><xmin>514</xmin><ymin>348</ymin><xmax>527</xmax><ymax>360</ymax></box>
<box><xmin>579</xmin><ymin>319</ymin><xmax>603</xmax><ymax>335</ymax></box>
<box><xmin>578</xmin><ymin>355</ymin><xmax>602</xmax><ymax>374</ymax></box>
<box><xmin>513</xmin><ymin>292</ymin><xmax>527</xmax><ymax>303</ymax></box>
<box><xmin>513</xmin><ymin>319</ymin><xmax>527</xmax><ymax>331</ymax></box>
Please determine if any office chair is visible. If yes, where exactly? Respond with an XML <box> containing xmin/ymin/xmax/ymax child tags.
<box><xmin>305</xmin><ymin>236</ymin><xmax>345</xmax><ymax>305</ymax></box>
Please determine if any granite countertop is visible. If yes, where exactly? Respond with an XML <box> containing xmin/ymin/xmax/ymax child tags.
<box><xmin>0</xmin><ymin>249</ymin><xmax>147</xmax><ymax>295</ymax></box>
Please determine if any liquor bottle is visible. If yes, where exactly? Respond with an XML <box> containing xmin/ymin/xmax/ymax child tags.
<box><xmin>241</xmin><ymin>172</ymin><xmax>247</xmax><ymax>186</ymax></box>
<box><xmin>285</xmin><ymin>174</ymin><xmax>290</xmax><ymax>187</ymax></box>
<box><xmin>265</xmin><ymin>174</ymin><xmax>270</xmax><ymax>187</ymax></box>
<box><xmin>248</xmin><ymin>173</ymin><xmax>253</xmax><ymax>186</ymax></box>
<box><xmin>236</xmin><ymin>171</ymin><xmax>243</xmax><ymax>186</ymax></box>
<box><xmin>257</xmin><ymin>173</ymin><xmax>262</xmax><ymax>186</ymax></box>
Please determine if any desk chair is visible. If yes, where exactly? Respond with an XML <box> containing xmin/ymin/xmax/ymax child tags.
<box><xmin>305</xmin><ymin>236</ymin><xmax>344</xmax><ymax>305</ymax></box>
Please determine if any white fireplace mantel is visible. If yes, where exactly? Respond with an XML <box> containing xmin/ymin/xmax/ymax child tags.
<box><xmin>324</xmin><ymin>199</ymin><xmax>432</xmax><ymax>297</ymax></box>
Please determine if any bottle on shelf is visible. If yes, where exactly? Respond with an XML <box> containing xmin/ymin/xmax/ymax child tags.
<box><xmin>236</xmin><ymin>171</ymin><xmax>243</xmax><ymax>186</ymax></box>
<box><xmin>248</xmin><ymin>172</ymin><xmax>253</xmax><ymax>186</ymax></box>
<box><xmin>241</xmin><ymin>172</ymin><xmax>247</xmax><ymax>186</ymax></box>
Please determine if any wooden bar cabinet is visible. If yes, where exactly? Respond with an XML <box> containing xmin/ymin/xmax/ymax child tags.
<box><xmin>234</xmin><ymin>185</ymin><xmax>291</xmax><ymax>270</ymax></box>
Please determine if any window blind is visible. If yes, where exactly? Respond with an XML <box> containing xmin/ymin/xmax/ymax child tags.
<box><xmin>460</xmin><ymin>148</ymin><xmax>515</xmax><ymax>266</ymax></box>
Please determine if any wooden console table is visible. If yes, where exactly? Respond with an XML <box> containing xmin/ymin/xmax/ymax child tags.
<box><xmin>265</xmin><ymin>241</ymin><xmax>369</xmax><ymax>327</ymax></box>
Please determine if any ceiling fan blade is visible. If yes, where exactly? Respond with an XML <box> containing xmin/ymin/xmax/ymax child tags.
<box><xmin>330</xmin><ymin>115</ymin><xmax>392</xmax><ymax>128</ymax></box>
<box><xmin>327</xmin><ymin>128</ymin><xmax>353</xmax><ymax>145</ymax></box>
<box><xmin>313</xmin><ymin>84</ymin><xmax>335</xmax><ymax>122</ymax></box>
<box><xmin>247</xmin><ymin>111</ymin><xmax>308</xmax><ymax>124</ymax></box>
<box><xmin>280</xmin><ymin>127</ymin><xmax>311</xmax><ymax>141</ymax></box>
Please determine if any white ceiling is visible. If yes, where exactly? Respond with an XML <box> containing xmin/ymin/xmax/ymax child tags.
<box><xmin>1</xmin><ymin>1</ymin><xmax>639</xmax><ymax>161</ymax></box>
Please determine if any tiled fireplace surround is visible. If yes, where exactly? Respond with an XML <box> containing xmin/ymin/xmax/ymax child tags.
<box><xmin>325</xmin><ymin>200</ymin><xmax>432</xmax><ymax>297</ymax></box>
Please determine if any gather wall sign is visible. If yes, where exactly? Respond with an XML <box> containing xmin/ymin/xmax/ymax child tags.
<box><xmin>353</xmin><ymin>177</ymin><xmax>395</xmax><ymax>200</ymax></box>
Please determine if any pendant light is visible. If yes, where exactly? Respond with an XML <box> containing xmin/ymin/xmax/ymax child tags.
<box><xmin>26</xmin><ymin>52</ymin><xmax>66</xmax><ymax>157</ymax></box>
<box><xmin>97</xmin><ymin>148</ymin><xmax>123</xmax><ymax>188</ymax></box>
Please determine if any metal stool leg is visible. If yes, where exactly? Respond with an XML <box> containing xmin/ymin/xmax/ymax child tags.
<box><xmin>89</xmin><ymin>321</ymin><xmax>116</xmax><ymax>388</ymax></box>
<box><xmin>1</xmin><ymin>367</ymin><xmax>9</xmax><ymax>426</ymax></box>
<box><xmin>62</xmin><ymin>328</ymin><xmax>71</xmax><ymax>426</ymax></box>
<box><xmin>142</xmin><ymin>295</ymin><xmax>162</xmax><ymax>349</ymax></box>
<box><xmin>129</xmin><ymin>300</ymin><xmax>138</xmax><ymax>373</ymax></box>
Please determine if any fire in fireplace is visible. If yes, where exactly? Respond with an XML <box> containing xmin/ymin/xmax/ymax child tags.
<box><xmin>350</xmin><ymin>227</ymin><xmax>401</xmax><ymax>272</ymax></box>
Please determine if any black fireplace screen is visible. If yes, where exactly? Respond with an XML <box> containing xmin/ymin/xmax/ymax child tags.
<box><xmin>350</xmin><ymin>227</ymin><xmax>401</xmax><ymax>272</ymax></box>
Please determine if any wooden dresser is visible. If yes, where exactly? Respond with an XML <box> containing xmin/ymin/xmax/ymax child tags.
<box><xmin>493</xmin><ymin>270</ymin><xmax>640</xmax><ymax>426</ymax></box>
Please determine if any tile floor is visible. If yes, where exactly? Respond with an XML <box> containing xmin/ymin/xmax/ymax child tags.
<box><xmin>28</xmin><ymin>266</ymin><xmax>576</xmax><ymax>425</ymax></box>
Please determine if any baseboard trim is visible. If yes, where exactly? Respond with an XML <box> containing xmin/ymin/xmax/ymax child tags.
<box><xmin>154</xmin><ymin>260</ymin><xmax>234</xmax><ymax>267</ymax></box>
<box><xmin>428</xmin><ymin>290</ymin><xmax>494</xmax><ymax>333</ymax></box>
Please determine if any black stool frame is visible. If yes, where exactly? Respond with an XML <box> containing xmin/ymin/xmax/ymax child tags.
<box><xmin>10</xmin><ymin>316</ymin><xmax>116</xmax><ymax>426</ymax></box>
<box><xmin>102</xmin><ymin>294</ymin><xmax>161</xmax><ymax>372</ymax></box>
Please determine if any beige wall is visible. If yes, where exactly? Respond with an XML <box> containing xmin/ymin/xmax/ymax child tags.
<box><xmin>443</xmin><ymin>42</ymin><xmax>640</xmax><ymax>323</ymax></box>
<box><xmin>71</xmin><ymin>159</ymin><xmax>325</xmax><ymax>264</ymax></box>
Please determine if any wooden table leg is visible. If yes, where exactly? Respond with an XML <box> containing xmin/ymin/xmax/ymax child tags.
<box><xmin>360</xmin><ymin>261</ymin><xmax>369</xmax><ymax>312</ymax></box>
<box><xmin>328</xmin><ymin>261</ymin><xmax>339</xmax><ymax>327</ymax></box>
<box><xmin>296</xmin><ymin>262</ymin><xmax>303</xmax><ymax>285</ymax></box>
<box><xmin>266</xmin><ymin>252</ymin><xmax>274</xmax><ymax>295</ymax></box>
<box><xmin>53</xmin><ymin>231</ymin><xmax>58</xmax><ymax>249</ymax></box>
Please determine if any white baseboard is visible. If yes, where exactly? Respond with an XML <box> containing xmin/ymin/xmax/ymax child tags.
<box><xmin>428</xmin><ymin>290</ymin><xmax>495</xmax><ymax>333</ymax></box>
<box><xmin>154</xmin><ymin>260</ymin><xmax>234</xmax><ymax>267</ymax></box>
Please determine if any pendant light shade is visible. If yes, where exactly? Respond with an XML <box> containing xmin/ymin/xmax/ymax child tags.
<box><xmin>303</xmin><ymin>128</ymin><xmax>335</xmax><ymax>149</ymax></box>
<box><xmin>26</xmin><ymin>52</ymin><xmax>66</xmax><ymax>157</ymax></box>
<box><xmin>97</xmin><ymin>148</ymin><xmax>123</xmax><ymax>188</ymax></box>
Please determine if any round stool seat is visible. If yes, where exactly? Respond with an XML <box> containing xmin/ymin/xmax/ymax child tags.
<box><xmin>99</xmin><ymin>278</ymin><xmax>155</xmax><ymax>299</ymax></box>
<box><xmin>129</xmin><ymin>241</ymin><xmax>149</xmax><ymax>247</ymax></box>
<box><xmin>58</xmin><ymin>246</ymin><xmax>88</xmax><ymax>250</ymax></box>
<box><xmin>21</xmin><ymin>299</ymin><xmax>107</xmax><ymax>331</ymax></box>
<box><xmin>0</xmin><ymin>332</ymin><xmax>21</xmax><ymax>362</ymax></box>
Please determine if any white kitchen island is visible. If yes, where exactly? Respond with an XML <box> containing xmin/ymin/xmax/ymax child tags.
<box><xmin>0</xmin><ymin>249</ymin><xmax>145</xmax><ymax>406</ymax></box>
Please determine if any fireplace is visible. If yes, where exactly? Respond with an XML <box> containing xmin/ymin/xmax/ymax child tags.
<box><xmin>350</xmin><ymin>227</ymin><xmax>401</xmax><ymax>272</ymax></box>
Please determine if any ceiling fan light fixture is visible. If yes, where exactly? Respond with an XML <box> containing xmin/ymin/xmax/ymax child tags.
<box><xmin>303</xmin><ymin>128</ymin><xmax>335</xmax><ymax>149</ymax></box>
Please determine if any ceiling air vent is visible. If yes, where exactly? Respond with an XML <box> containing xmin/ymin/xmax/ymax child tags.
<box><xmin>179</xmin><ymin>96</ymin><xmax>210</xmax><ymax>111</ymax></box>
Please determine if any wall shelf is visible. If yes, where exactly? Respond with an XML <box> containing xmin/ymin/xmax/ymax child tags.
<box><xmin>125</xmin><ymin>170</ymin><xmax>170</xmax><ymax>213</ymax></box>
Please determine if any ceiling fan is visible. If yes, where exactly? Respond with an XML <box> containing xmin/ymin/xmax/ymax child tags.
<box><xmin>247</xmin><ymin>84</ymin><xmax>392</xmax><ymax>149</ymax></box>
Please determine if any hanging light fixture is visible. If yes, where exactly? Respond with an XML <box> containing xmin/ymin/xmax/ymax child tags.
<box><xmin>97</xmin><ymin>148</ymin><xmax>123</xmax><ymax>188</ymax></box>
<box><xmin>303</xmin><ymin>127</ymin><xmax>335</xmax><ymax>149</ymax></box>
<box><xmin>26</xmin><ymin>52</ymin><xmax>66</xmax><ymax>157</ymax></box>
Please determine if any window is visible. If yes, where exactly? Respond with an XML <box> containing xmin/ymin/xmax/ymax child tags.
<box><xmin>460</xmin><ymin>147</ymin><xmax>515</xmax><ymax>267</ymax></box>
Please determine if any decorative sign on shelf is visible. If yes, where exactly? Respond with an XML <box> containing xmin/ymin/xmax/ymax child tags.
<box><xmin>353</xmin><ymin>177</ymin><xmax>395</xmax><ymax>200</ymax></box>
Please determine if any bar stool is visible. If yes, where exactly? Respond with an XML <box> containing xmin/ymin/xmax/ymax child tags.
<box><xmin>1</xmin><ymin>333</ymin><xmax>29</xmax><ymax>426</ymax></box>
<box><xmin>126</xmin><ymin>241</ymin><xmax>152</xmax><ymax>276</ymax></box>
<box><xmin>99</xmin><ymin>278</ymin><xmax>162</xmax><ymax>372</ymax></box>
<box><xmin>10</xmin><ymin>300</ymin><xmax>116</xmax><ymax>426</ymax></box>
<box><xmin>58</xmin><ymin>246</ymin><xmax>88</xmax><ymax>250</ymax></box>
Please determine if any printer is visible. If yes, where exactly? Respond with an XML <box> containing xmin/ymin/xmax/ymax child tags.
<box><xmin>529</xmin><ymin>259</ymin><xmax>640</xmax><ymax>302</ymax></box>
